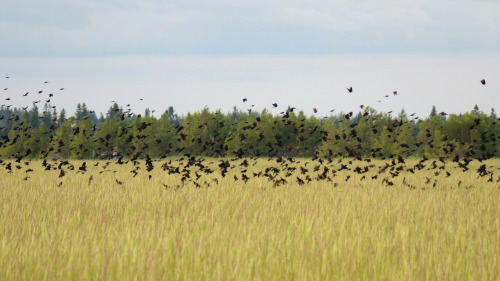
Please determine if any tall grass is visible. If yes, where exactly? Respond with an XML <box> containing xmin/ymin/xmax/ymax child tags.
<box><xmin>0</xmin><ymin>159</ymin><xmax>499</xmax><ymax>280</ymax></box>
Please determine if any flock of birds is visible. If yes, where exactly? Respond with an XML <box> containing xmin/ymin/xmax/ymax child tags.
<box><xmin>1</xmin><ymin>76</ymin><xmax>498</xmax><ymax>189</ymax></box>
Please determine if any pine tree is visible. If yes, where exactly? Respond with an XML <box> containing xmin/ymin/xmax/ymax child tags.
<box><xmin>472</xmin><ymin>104</ymin><xmax>480</xmax><ymax>116</ymax></box>
<box><xmin>165</xmin><ymin>106</ymin><xmax>182</xmax><ymax>127</ymax></box>
<box><xmin>58</xmin><ymin>109</ymin><xmax>67</xmax><ymax>125</ymax></box>
<box><xmin>75</xmin><ymin>103</ymin><xmax>82</xmax><ymax>121</ymax></box>
<box><xmin>28</xmin><ymin>103</ymin><xmax>40</xmax><ymax>129</ymax></box>
<box><xmin>429</xmin><ymin>105</ymin><xmax>437</xmax><ymax>118</ymax></box>
<box><xmin>489</xmin><ymin>108</ymin><xmax>497</xmax><ymax>120</ymax></box>
<box><xmin>107</xmin><ymin>103</ymin><xmax>122</xmax><ymax>120</ymax></box>
<box><xmin>40</xmin><ymin>103</ymin><xmax>52</xmax><ymax>129</ymax></box>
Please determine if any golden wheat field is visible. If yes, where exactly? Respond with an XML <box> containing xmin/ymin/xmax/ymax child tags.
<box><xmin>0</xmin><ymin>158</ymin><xmax>499</xmax><ymax>281</ymax></box>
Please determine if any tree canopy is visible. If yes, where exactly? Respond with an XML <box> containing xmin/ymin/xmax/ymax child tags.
<box><xmin>0</xmin><ymin>103</ymin><xmax>498</xmax><ymax>160</ymax></box>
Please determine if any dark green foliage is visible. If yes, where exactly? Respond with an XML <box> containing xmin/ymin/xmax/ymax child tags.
<box><xmin>0</xmin><ymin>103</ymin><xmax>498</xmax><ymax>160</ymax></box>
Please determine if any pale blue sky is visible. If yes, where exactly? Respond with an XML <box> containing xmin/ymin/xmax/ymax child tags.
<box><xmin>1</xmin><ymin>0</ymin><xmax>499</xmax><ymax>117</ymax></box>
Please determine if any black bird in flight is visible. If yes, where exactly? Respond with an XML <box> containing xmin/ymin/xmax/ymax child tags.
<box><xmin>272</xmin><ymin>103</ymin><xmax>278</xmax><ymax>108</ymax></box>
<box><xmin>480</xmin><ymin>79</ymin><xmax>486</xmax><ymax>85</ymax></box>
<box><xmin>347</xmin><ymin>87</ymin><xmax>353</xmax><ymax>93</ymax></box>
<box><xmin>243</xmin><ymin>98</ymin><xmax>247</xmax><ymax>102</ymax></box>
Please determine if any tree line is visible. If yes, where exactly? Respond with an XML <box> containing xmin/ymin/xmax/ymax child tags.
<box><xmin>0</xmin><ymin>102</ymin><xmax>498</xmax><ymax>160</ymax></box>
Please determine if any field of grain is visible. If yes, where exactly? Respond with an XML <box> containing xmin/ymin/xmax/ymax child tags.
<box><xmin>1</xmin><ymin>158</ymin><xmax>499</xmax><ymax>281</ymax></box>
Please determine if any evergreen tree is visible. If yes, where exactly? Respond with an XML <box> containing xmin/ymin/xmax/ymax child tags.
<box><xmin>230</xmin><ymin>106</ymin><xmax>240</xmax><ymax>121</ymax></box>
<box><xmin>472</xmin><ymin>104</ymin><xmax>480</xmax><ymax>116</ymax></box>
<box><xmin>75</xmin><ymin>103</ymin><xmax>82</xmax><ymax>121</ymax></box>
<box><xmin>58</xmin><ymin>108</ymin><xmax>67</xmax><ymax>126</ymax></box>
<box><xmin>429</xmin><ymin>105</ymin><xmax>437</xmax><ymax>118</ymax></box>
<box><xmin>106</xmin><ymin>103</ymin><xmax>122</xmax><ymax>120</ymax></box>
<box><xmin>164</xmin><ymin>106</ymin><xmax>182</xmax><ymax>127</ymax></box>
<box><xmin>0</xmin><ymin>102</ymin><xmax>497</xmax><ymax>160</ymax></box>
<box><xmin>28</xmin><ymin>103</ymin><xmax>40</xmax><ymax>129</ymax></box>
<box><xmin>75</xmin><ymin>103</ymin><xmax>91</xmax><ymax>122</ymax></box>
<box><xmin>489</xmin><ymin>108</ymin><xmax>497</xmax><ymax>120</ymax></box>
<box><xmin>40</xmin><ymin>103</ymin><xmax>52</xmax><ymax>129</ymax></box>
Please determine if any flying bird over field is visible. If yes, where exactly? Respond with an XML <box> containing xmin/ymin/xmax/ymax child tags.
<box><xmin>0</xmin><ymin>74</ymin><xmax>497</xmax><ymax>193</ymax></box>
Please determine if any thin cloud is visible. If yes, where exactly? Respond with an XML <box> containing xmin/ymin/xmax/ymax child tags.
<box><xmin>1</xmin><ymin>0</ymin><xmax>500</xmax><ymax>56</ymax></box>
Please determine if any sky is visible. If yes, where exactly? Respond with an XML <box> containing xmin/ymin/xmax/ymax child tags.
<box><xmin>1</xmin><ymin>0</ymin><xmax>499</xmax><ymax>118</ymax></box>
